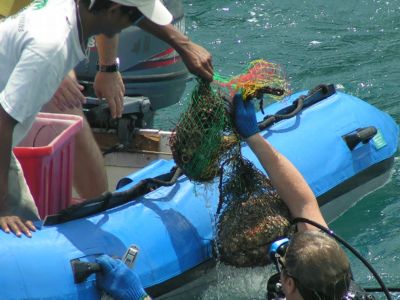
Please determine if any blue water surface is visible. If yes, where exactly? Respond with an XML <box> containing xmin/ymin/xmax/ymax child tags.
<box><xmin>154</xmin><ymin>1</ymin><xmax>400</xmax><ymax>299</ymax></box>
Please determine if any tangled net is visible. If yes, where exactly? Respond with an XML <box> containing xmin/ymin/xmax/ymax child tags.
<box><xmin>213</xmin><ymin>59</ymin><xmax>290</xmax><ymax>101</ymax></box>
<box><xmin>170</xmin><ymin>81</ymin><xmax>237</xmax><ymax>182</ymax></box>
<box><xmin>170</xmin><ymin>59</ymin><xmax>290</xmax><ymax>182</ymax></box>
<box><xmin>217</xmin><ymin>157</ymin><xmax>292</xmax><ymax>267</ymax></box>
<box><xmin>169</xmin><ymin>59</ymin><xmax>292</xmax><ymax>267</ymax></box>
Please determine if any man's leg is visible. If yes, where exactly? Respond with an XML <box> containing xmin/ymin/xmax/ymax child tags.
<box><xmin>42</xmin><ymin>102</ymin><xmax>108</xmax><ymax>199</ymax></box>
<box><xmin>8</xmin><ymin>153</ymin><xmax>40</xmax><ymax>221</ymax></box>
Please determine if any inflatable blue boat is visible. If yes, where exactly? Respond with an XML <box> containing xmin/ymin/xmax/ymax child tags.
<box><xmin>1</xmin><ymin>85</ymin><xmax>398</xmax><ymax>299</ymax></box>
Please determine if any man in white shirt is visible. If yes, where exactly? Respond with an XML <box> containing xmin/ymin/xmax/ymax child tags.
<box><xmin>0</xmin><ymin>0</ymin><xmax>175</xmax><ymax>237</ymax></box>
<box><xmin>44</xmin><ymin>20</ymin><xmax>214</xmax><ymax>201</ymax></box>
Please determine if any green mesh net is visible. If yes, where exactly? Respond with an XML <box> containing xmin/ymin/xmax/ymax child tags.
<box><xmin>169</xmin><ymin>80</ymin><xmax>238</xmax><ymax>182</ymax></box>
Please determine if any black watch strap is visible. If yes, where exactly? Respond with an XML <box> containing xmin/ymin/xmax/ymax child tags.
<box><xmin>96</xmin><ymin>58</ymin><xmax>120</xmax><ymax>72</ymax></box>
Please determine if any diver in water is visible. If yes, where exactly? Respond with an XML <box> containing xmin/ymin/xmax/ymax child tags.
<box><xmin>95</xmin><ymin>231</ymin><xmax>356</xmax><ymax>300</ymax></box>
<box><xmin>95</xmin><ymin>231</ymin><xmax>354</xmax><ymax>300</ymax></box>
<box><xmin>95</xmin><ymin>94</ymin><xmax>359</xmax><ymax>299</ymax></box>
<box><xmin>268</xmin><ymin>230</ymin><xmax>352</xmax><ymax>300</ymax></box>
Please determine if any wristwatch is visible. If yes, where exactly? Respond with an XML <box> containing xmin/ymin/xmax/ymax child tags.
<box><xmin>96</xmin><ymin>58</ymin><xmax>120</xmax><ymax>72</ymax></box>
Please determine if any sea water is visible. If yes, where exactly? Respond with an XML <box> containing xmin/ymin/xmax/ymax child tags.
<box><xmin>154</xmin><ymin>1</ymin><xmax>400</xmax><ymax>299</ymax></box>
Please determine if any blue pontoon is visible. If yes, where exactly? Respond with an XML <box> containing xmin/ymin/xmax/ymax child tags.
<box><xmin>1</xmin><ymin>85</ymin><xmax>398</xmax><ymax>299</ymax></box>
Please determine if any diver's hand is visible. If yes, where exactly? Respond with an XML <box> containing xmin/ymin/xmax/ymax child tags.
<box><xmin>233</xmin><ymin>93</ymin><xmax>259</xmax><ymax>138</ymax></box>
<box><xmin>180</xmin><ymin>41</ymin><xmax>213</xmax><ymax>82</ymax></box>
<box><xmin>51</xmin><ymin>74</ymin><xmax>86</xmax><ymax>111</ymax></box>
<box><xmin>93</xmin><ymin>72</ymin><xmax>125</xmax><ymax>119</ymax></box>
<box><xmin>96</xmin><ymin>255</ymin><xmax>148</xmax><ymax>300</ymax></box>
<box><xmin>0</xmin><ymin>214</ymin><xmax>36</xmax><ymax>238</ymax></box>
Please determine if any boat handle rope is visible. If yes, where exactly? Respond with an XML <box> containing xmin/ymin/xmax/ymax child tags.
<box><xmin>258</xmin><ymin>84</ymin><xmax>336</xmax><ymax>131</ymax></box>
<box><xmin>44</xmin><ymin>166</ymin><xmax>183</xmax><ymax>226</ymax></box>
<box><xmin>258</xmin><ymin>96</ymin><xmax>305</xmax><ymax>129</ymax></box>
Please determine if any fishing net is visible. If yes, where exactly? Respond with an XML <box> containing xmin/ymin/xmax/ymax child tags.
<box><xmin>216</xmin><ymin>157</ymin><xmax>292</xmax><ymax>267</ymax></box>
<box><xmin>213</xmin><ymin>59</ymin><xmax>290</xmax><ymax>101</ymax></box>
<box><xmin>170</xmin><ymin>59</ymin><xmax>290</xmax><ymax>182</ymax></box>
<box><xmin>169</xmin><ymin>59</ymin><xmax>292</xmax><ymax>266</ymax></box>
<box><xmin>169</xmin><ymin>80</ymin><xmax>238</xmax><ymax>182</ymax></box>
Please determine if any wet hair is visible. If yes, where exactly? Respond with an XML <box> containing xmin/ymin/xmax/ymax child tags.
<box><xmin>282</xmin><ymin>231</ymin><xmax>351</xmax><ymax>300</ymax></box>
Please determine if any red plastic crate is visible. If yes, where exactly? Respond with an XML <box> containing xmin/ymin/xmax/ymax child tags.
<box><xmin>13</xmin><ymin>113</ymin><xmax>83</xmax><ymax>218</ymax></box>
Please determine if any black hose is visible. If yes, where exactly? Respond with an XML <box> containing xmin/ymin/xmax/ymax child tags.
<box><xmin>44</xmin><ymin>166</ymin><xmax>183</xmax><ymax>226</ymax></box>
<box><xmin>292</xmin><ymin>217</ymin><xmax>393</xmax><ymax>300</ymax></box>
<box><xmin>364</xmin><ymin>287</ymin><xmax>400</xmax><ymax>293</ymax></box>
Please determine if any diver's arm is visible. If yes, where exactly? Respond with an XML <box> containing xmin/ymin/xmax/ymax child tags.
<box><xmin>245</xmin><ymin>134</ymin><xmax>328</xmax><ymax>231</ymax></box>
<box><xmin>232</xmin><ymin>93</ymin><xmax>327</xmax><ymax>231</ymax></box>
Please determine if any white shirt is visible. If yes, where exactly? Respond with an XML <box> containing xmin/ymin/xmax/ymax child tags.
<box><xmin>0</xmin><ymin>0</ymin><xmax>85</xmax><ymax>146</ymax></box>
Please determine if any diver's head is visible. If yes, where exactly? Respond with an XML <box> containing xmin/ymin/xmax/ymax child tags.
<box><xmin>280</xmin><ymin>231</ymin><xmax>351</xmax><ymax>300</ymax></box>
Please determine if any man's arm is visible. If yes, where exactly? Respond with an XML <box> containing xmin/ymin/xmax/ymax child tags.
<box><xmin>138</xmin><ymin>20</ymin><xmax>213</xmax><ymax>81</ymax></box>
<box><xmin>0</xmin><ymin>105</ymin><xmax>35</xmax><ymax>237</ymax></box>
<box><xmin>93</xmin><ymin>19</ymin><xmax>213</xmax><ymax>117</ymax></box>
<box><xmin>0</xmin><ymin>105</ymin><xmax>15</xmax><ymax>212</ymax></box>
<box><xmin>50</xmin><ymin>70</ymin><xmax>86</xmax><ymax>111</ymax></box>
<box><xmin>233</xmin><ymin>94</ymin><xmax>327</xmax><ymax>231</ymax></box>
<box><xmin>93</xmin><ymin>35</ymin><xmax>125</xmax><ymax>119</ymax></box>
